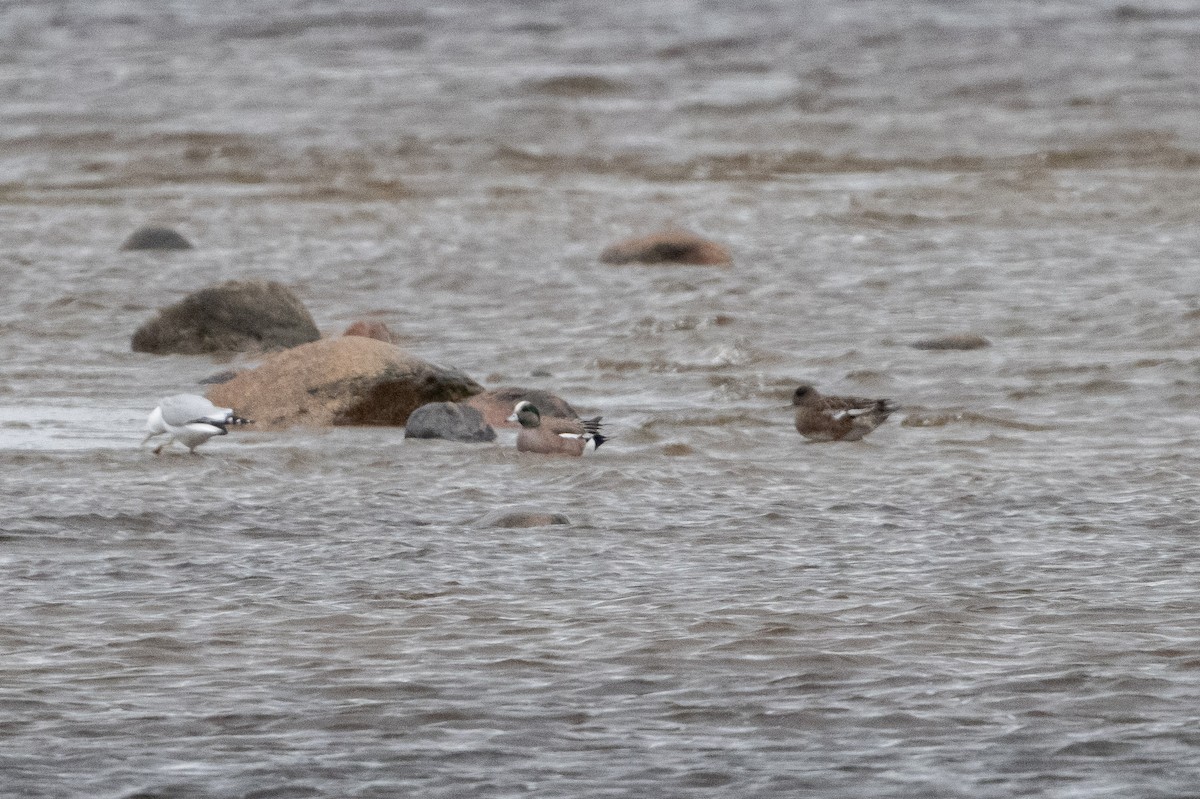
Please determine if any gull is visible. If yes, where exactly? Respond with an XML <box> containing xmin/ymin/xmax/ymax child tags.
<box><xmin>792</xmin><ymin>385</ymin><xmax>899</xmax><ymax>442</ymax></box>
<box><xmin>143</xmin><ymin>394</ymin><xmax>252</xmax><ymax>454</ymax></box>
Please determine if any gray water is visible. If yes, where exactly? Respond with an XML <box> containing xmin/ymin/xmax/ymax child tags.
<box><xmin>3</xmin><ymin>1</ymin><xmax>1200</xmax><ymax>797</ymax></box>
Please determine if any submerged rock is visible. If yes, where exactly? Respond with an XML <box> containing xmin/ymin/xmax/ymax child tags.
<box><xmin>121</xmin><ymin>226</ymin><xmax>193</xmax><ymax>251</ymax></box>
<box><xmin>464</xmin><ymin>387</ymin><xmax>580</xmax><ymax>429</ymax></box>
<box><xmin>527</xmin><ymin>74</ymin><xmax>627</xmax><ymax>96</ymax></box>
<box><xmin>405</xmin><ymin>402</ymin><xmax>496</xmax><ymax>442</ymax></box>
<box><xmin>198</xmin><ymin>369</ymin><xmax>241</xmax><ymax>385</ymax></box>
<box><xmin>478</xmin><ymin>509</ymin><xmax>571</xmax><ymax>528</ymax></box>
<box><xmin>911</xmin><ymin>333</ymin><xmax>992</xmax><ymax>351</ymax></box>
<box><xmin>131</xmin><ymin>279</ymin><xmax>320</xmax><ymax>355</ymax></box>
<box><xmin>600</xmin><ymin>229</ymin><xmax>732</xmax><ymax>266</ymax></box>
<box><xmin>206</xmin><ymin>336</ymin><xmax>483</xmax><ymax>430</ymax></box>
<box><xmin>901</xmin><ymin>409</ymin><xmax>1051</xmax><ymax>431</ymax></box>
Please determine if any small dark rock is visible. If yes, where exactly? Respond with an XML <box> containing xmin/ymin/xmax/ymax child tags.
<box><xmin>121</xmin><ymin>226</ymin><xmax>193</xmax><ymax>251</ymax></box>
<box><xmin>478</xmin><ymin>509</ymin><xmax>571</xmax><ymax>528</ymax></box>
<box><xmin>405</xmin><ymin>402</ymin><xmax>496</xmax><ymax>443</ymax></box>
<box><xmin>527</xmin><ymin>74</ymin><xmax>627</xmax><ymax>96</ymax></box>
<box><xmin>131</xmin><ymin>279</ymin><xmax>320</xmax><ymax>355</ymax></box>
<box><xmin>911</xmin><ymin>333</ymin><xmax>992</xmax><ymax>351</ymax></box>
<box><xmin>600</xmin><ymin>229</ymin><xmax>732</xmax><ymax>266</ymax></box>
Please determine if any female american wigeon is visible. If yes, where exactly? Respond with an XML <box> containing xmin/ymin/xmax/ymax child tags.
<box><xmin>507</xmin><ymin>400</ymin><xmax>607</xmax><ymax>456</ymax></box>
<box><xmin>792</xmin><ymin>385</ymin><xmax>898</xmax><ymax>442</ymax></box>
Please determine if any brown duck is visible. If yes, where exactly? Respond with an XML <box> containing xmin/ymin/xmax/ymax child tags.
<box><xmin>792</xmin><ymin>385</ymin><xmax>898</xmax><ymax>442</ymax></box>
<box><xmin>507</xmin><ymin>400</ymin><xmax>606</xmax><ymax>456</ymax></box>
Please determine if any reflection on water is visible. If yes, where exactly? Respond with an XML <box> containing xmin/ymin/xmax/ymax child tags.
<box><xmin>3</xmin><ymin>1</ymin><xmax>1200</xmax><ymax>796</ymax></box>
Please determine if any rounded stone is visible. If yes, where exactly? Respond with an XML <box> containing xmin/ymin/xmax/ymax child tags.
<box><xmin>120</xmin><ymin>226</ymin><xmax>193</xmax><ymax>251</ymax></box>
<box><xmin>405</xmin><ymin>402</ymin><xmax>496</xmax><ymax>443</ymax></box>
<box><xmin>343</xmin><ymin>320</ymin><xmax>401</xmax><ymax>344</ymax></box>
<box><xmin>600</xmin><ymin>229</ymin><xmax>732</xmax><ymax>266</ymax></box>
<box><xmin>131</xmin><ymin>279</ymin><xmax>320</xmax><ymax>355</ymax></box>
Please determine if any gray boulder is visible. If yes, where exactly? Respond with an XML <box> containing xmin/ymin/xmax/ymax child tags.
<box><xmin>405</xmin><ymin>402</ymin><xmax>496</xmax><ymax>442</ymax></box>
<box><xmin>131</xmin><ymin>279</ymin><xmax>320</xmax><ymax>355</ymax></box>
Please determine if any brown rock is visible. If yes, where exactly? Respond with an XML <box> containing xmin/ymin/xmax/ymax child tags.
<box><xmin>131</xmin><ymin>279</ymin><xmax>320</xmax><ymax>355</ymax></box>
<box><xmin>464</xmin><ymin>387</ymin><xmax>580</xmax><ymax>429</ymax></box>
<box><xmin>600</xmin><ymin>229</ymin><xmax>732</xmax><ymax>266</ymax></box>
<box><xmin>206</xmin><ymin>336</ymin><xmax>483</xmax><ymax>430</ymax></box>
<box><xmin>911</xmin><ymin>333</ymin><xmax>992</xmax><ymax>351</ymax></box>
<box><xmin>343</xmin><ymin>320</ymin><xmax>401</xmax><ymax>344</ymax></box>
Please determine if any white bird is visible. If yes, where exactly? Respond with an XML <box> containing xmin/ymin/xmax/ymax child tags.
<box><xmin>143</xmin><ymin>394</ymin><xmax>252</xmax><ymax>454</ymax></box>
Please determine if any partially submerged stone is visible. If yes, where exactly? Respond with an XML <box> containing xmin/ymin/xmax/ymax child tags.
<box><xmin>911</xmin><ymin>333</ymin><xmax>992</xmax><ymax>351</ymax></box>
<box><xmin>600</xmin><ymin>229</ymin><xmax>732</xmax><ymax>266</ymax></box>
<box><xmin>131</xmin><ymin>279</ymin><xmax>320</xmax><ymax>355</ymax></box>
<box><xmin>121</xmin><ymin>226</ymin><xmax>193</xmax><ymax>251</ymax></box>
<box><xmin>405</xmin><ymin>402</ymin><xmax>496</xmax><ymax>442</ymax></box>
<box><xmin>478</xmin><ymin>509</ymin><xmax>571</xmax><ymax>528</ymax></box>
<box><xmin>206</xmin><ymin>336</ymin><xmax>483</xmax><ymax>430</ymax></box>
<box><xmin>527</xmin><ymin>74</ymin><xmax>627</xmax><ymax>96</ymax></box>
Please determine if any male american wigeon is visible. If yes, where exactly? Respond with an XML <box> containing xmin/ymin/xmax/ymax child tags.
<box><xmin>792</xmin><ymin>385</ymin><xmax>898</xmax><ymax>442</ymax></box>
<box><xmin>507</xmin><ymin>401</ymin><xmax>606</xmax><ymax>456</ymax></box>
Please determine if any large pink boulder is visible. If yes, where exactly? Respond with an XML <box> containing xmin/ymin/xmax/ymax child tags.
<box><xmin>207</xmin><ymin>336</ymin><xmax>482</xmax><ymax>431</ymax></box>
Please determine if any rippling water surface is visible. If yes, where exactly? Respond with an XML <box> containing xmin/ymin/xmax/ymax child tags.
<box><xmin>4</xmin><ymin>1</ymin><xmax>1200</xmax><ymax>797</ymax></box>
